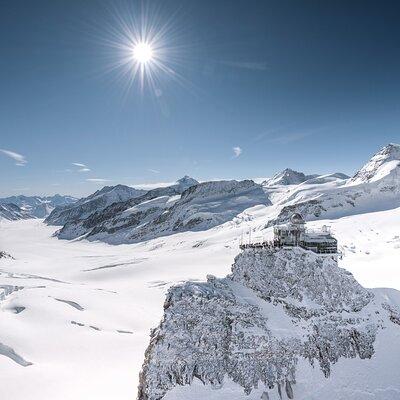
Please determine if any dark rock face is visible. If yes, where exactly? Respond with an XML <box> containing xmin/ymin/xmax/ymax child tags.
<box><xmin>136</xmin><ymin>248</ymin><xmax>393</xmax><ymax>400</ymax></box>
<box><xmin>0</xmin><ymin>252</ymin><xmax>14</xmax><ymax>259</ymax></box>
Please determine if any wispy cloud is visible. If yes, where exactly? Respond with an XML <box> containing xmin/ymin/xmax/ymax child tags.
<box><xmin>264</xmin><ymin>131</ymin><xmax>314</xmax><ymax>145</ymax></box>
<box><xmin>232</xmin><ymin>146</ymin><xmax>242</xmax><ymax>158</ymax></box>
<box><xmin>255</xmin><ymin>125</ymin><xmax>326</xmax><ymax>145</ymax></box>
<box><xmin>252</xmin><ymin>124</ymin><xmax>296</xmax><ymax>143</ymax></box>
<box><xmin>221</xmin><ymin>61</ymin><xmax>269</xmax><ymax>71</ymax></box>
<box><xmin>72</xmin><ymin>162</ymin><xmax>91</xmax><ymax>173</ymax></box>
<box><xmin>86</xmin><ymin>178</ymin><xmax>109</xmax><ymax>183</ymax></box>
<box><xmin>148</xmin><ymin>169</ymin><xmax>160</xmax><ymax>174</ymax></box>
<box><xmin>0</xmin><ymin>149</ymin><xmax>27</xmax><ymax>166</ymax></box>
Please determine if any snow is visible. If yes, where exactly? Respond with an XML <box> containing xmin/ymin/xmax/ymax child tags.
<box><xmin>1</xmin><ymin>144</ymin><xmax>399</xmax><ymax>399</ymax></box>
<box><xmin>0</xmin><ymin>200</ymin><xmax>400</xmax><ymax>399</ymax></box>
<box><xmin>138</xmin><ymin>246</ymin><xmax>398</xmax><ymax>400</ymax></box>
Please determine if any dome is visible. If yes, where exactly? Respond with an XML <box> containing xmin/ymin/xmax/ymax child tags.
<box><xmin>290</xmin><ymin>213</ymin><xmax>305</xmax><ymax>225</ymax></box>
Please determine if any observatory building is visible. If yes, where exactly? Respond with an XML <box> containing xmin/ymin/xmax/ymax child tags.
<box><xmin>240</xmin><ymin>213</ymin><xmax>338</xmax><ymax>254</ymax></box>
<box><xmin>274</xmin><ymin>213</ymin><xmax>337</xmax><ymax>254</ymax></box>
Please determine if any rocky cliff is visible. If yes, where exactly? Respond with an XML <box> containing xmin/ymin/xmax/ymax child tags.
<box><xmin>137</xmin><ymin>247</ymin><xmax>400</xmax><ymax>400</ymax></box>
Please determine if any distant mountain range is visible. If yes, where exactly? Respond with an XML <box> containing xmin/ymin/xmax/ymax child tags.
<box><xmin>2</xmin><ymin>144</ymin><xmax>399</xmax><ymax>246</ymax></box>
<box><xmin>51</xmin><ymin>178</ymin><xmax>270</xmax><ymax>244</ymax></box>
<box><xmin>0</xmin><ymin>195</ymin><xmax>77</xmax><ymax>220</ymax></box>
<box><xmin>45</xmin><ymin>143</ymin><xmax>398</xmax><ymax>244</ymax></box>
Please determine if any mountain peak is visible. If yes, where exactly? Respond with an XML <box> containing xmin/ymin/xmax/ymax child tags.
<box><xmin>174</xmin><ymin>176</ymin><xmax>199</xmax><ymax>192</ymax></box>
<box><xmin>349</xmin><ymin>143</ymin><xmax>400</xmax><ymax>185</ymax></box>
<box><xmin>380</xmin><ymin>143</ymin><xmax>400</xmax><ymax>157</ymax></box>
<box><xmin>263</xmin><ymin>168</ymin><xmax>316</xmax><ymax>186</ymax></box>
<box><xmin>176</xmin><ymin>175</ymin><xmax>198</xmax><ymax>184</ymax></box>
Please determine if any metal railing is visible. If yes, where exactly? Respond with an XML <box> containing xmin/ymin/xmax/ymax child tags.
<box><xmin>240</xmin><ymin>240</ymin><xmax>338</xmax><ymax>255</ymax></box>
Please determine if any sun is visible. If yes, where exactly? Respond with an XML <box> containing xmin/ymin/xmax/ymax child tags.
<box><xmin>100</xmin><ymin>2</ymin><xmax>189</xmax><ymax>94</ymax></box>
<box><xmin>132</xmin><ymin>42</ymin><xmax>153</xmax><ymax>64</ymax></box>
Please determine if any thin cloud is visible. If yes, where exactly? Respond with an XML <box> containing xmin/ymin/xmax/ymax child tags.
<box><xmin>72</xmin><ymin>162</ymin><xmax>91</xmax><ymax>173</ymax></box>
<box><xmin>0</xmin><ymin>149</ymin><xmax>27</xmax><ymax>166</ymax></box>
<box><xmin>252</xmin><ymin>124</ymin><xmax>297</xmax><ymax>143</ymax></box>
<box><xmin>256</xmin><ymin>125</ymin><xmax>328</xmax><ymax>145</ymax></box>
<box><xmin>86</xmin><ymin>178</ymin><xmax>109</xmax><ymax>183</ymax></box>
<box><xmin>148</xmin><ymin>169</ymin><xmax>160</xmax><ymax>174</ymax></box>
<box><xmin>232</xmin><ymin>146</ymin><xmax>242</xmax><ymax>158</ymax></box>
<box><xmin>265</xmin><ymin>131</ymin><xmax>313</xmax><ymax>145</ymax></box>
<box><xmin>221</xmin><ymin>61</ymin><xmax>269</xmax><ymax>71</ymax></box>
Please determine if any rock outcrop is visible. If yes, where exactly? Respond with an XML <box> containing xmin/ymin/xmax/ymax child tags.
<box><xmin>137</xmin><ymin>247</ymin><xmax>399</xmax><ymax>400</ymax></box>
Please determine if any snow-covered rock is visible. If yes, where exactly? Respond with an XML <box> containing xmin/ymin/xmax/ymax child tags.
<box><xmin>137</xmin><ymin>247</ymin><xmax>400</xmax><ymax>400</ymax></box>
<box><xmin>0</xmin><ymin>251</ymin><xmax>13</xmax><ymax>259</ymax></box>
<box><xmin>0</xmin><ymin>203</ymin><xmax>31</xmax><ymax>221</ymax></box>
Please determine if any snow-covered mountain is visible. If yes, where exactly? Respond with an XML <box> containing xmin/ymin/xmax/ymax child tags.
<box><xmin>47</xmin><ymin>143</ymin><xmax>400</xmax><ymax>246</ymax></box>
<box><xmin>56</xmin><ymin>179</ymin><xmax>270</xmax><ymax>243</ymax></box>
<box><xmin>348</xmin><ymin>143</ymin><xmax>400</xmax><ymax>185</ymax></box>
<box><xmin>138</xmin><ymin>247</ymin><xmax>400</xmax><ymax>400</ymax></box>
<box><xmin>263</xmin><ymin>168</ymin><xmax>319</xmax><ymax>186</ymax></box>
<box><xmin>266</xmin><ymin>144</ymin><xmax>400</xmax><ymax>226</ymax></box>
<box><xmin>0</xmin><ymin>203</ymin><xmax>31</xmax><ymax>221</ymax></box>
<box><xmin>0</xmin><ymin>195</ymin><xmax>77</xmax><ymax>218</ymax></box>
<box><xmin>45</xmin><ymin>184</ymin><xmax>147</xmax><ymax>226</ymax></box>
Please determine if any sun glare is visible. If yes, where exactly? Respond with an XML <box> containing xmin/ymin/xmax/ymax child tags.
<box><xmin>133</xmin><ymin>42</ymin><xmax>153</xmax><ymax>64</ymax></box>
<box><xmin>99</xmin><ymin>2</ymin><xmax>189</xmax><ymax>95</ymax></box>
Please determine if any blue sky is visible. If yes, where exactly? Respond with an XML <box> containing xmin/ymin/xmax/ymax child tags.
<box><xmin>0</xmin><ymin>0</ymin><xmax>399</xmax><ymax>197</ymax></box>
